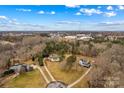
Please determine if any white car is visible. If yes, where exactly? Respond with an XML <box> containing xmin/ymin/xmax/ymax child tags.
<box><xmin>79</xmin><ymin>59</ymin><xmax>91</xmax><ymax>68</ymax></box>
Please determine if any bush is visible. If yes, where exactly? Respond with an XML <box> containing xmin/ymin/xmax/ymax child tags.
<box><xmin>2</xmin><ymin>69</ymin><xmax>15</xmax><ymax>77</ymax></box>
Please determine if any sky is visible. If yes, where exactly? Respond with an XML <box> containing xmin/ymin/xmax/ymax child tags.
<box><xmin>0</xmin><ymin>5</ymin><xmax>124</xmax><ymax>31</ymax></box>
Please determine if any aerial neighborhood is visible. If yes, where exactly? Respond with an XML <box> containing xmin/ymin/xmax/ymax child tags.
<box><xmin>0</xmin><ymin>5</ymin><xmax>124</xmax><ymax>88</ymax></box>
<box><xmin>0</xmin><ymin>31</ymin><xmax>124</xmax><ymax>88</ymax></box>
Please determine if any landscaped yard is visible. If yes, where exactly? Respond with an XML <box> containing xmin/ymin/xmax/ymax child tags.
<box><xmin>3</xmin><ymin>69</ymin><xmax>46</xmax><ymax>88</ymax></box>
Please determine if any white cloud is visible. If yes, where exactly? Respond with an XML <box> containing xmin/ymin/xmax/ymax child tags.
<box><xmin>0</xmin><ymin>16</ymin><xmax>49</xmax><ymax>31</ymax></box>
<box><xmin>50</xmin><ymin>11</ymin><xmax>55</xmax><ymax>15</ymax></box>
<box><xmin>97</xmin><ymin>6</ymin><xmax>101</xmax><ymax>9</ymax></box>
<box><xmin>0</xmin><ymin>16</ymin><xmax>8</xmax><ymax>20</ymax></box>
<box><xmin>102</xmin><ymin>21</ymin><xmax>124</xmax><ymax>25</ymax></box>
<box><xmin>104</xmin><ymin>11</ymin><xmax>116</xmax><ymax>17</ymax></box>
<box><xmin>0</xmin><ymin>21</ymin><xmax>47</xmax><ymax>31</ymax></box>
<box><xmin>56</xmin><ymin>21</ymin><xmax>81</xmax><ymax>25</ymax></box>
<box><xmin>107</xmin><ymin>6</ymin><xmax>113</xmax><ymax>10</ymax></box>
<box><xmin>65</xmin><ymin>4</ymin><xmax>80</xmax><ymax>8</ymax></box>
<box><xmin>37</xmin><ymin>10</ymin><xmax>45</xmax><ymax>14</ymax></box>
<box><xmin>118</xmin><ymin>5</ymin><xmax>124</xmax><ymax>10</ymax></box>
<box><xmin>8</xmin><ymin>19</ymin><xmax>20</xmax><ymax>25</ymax></box>
<box><xmin>0</xmin><ymin>16</ymin><xmax>20</xmax><ymax>25</ymax></box>
<box><xmin>80</xmin><ymin>8</ymin><xmax>102</xmax><ymax>16</ymax></box>
<box><xmin>75</xmin><ymin>12</ymin><xmax>82</xmax><ymax>15</ymax></box>
<box><xmin>16</xmin><ymin>8</ymin><xmax>31</xmax><ymax>12</ymax></box>
<box><xmin>37</xmin><ymin>11</ymin><xmax>55</xmax><ymax>15</ymax></box>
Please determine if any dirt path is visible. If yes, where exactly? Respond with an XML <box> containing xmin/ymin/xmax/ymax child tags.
<box><xmin>67</xmin><ymin>67</ymin><xmax>92</xmax><ymax>88</ymax></box>
<box><xmin>43</xmin><ymin>59</ymin><xmax>56</xmax><ymax>81</ymax></box>
<box><xmin>44</xmin><ymin>65</ymin><xmax>56</xmax><ymax>81</ymax></box>
<box><xmin>35</xmin><ymin>59</ymin><xmax>56</xmax><ymax>84</ymax></box>
<box><xmin>36</xmin><ymin>66</ymin><xmax>50</xmax><ymax>84</ymax></box>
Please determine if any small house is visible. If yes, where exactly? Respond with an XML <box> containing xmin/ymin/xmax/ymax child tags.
<box><xmin>9</xmin><ymin>63</ymin><xmax>33</xmax><ymax>74</ymax></box>
<box><xmin>48</xmin><ymin>54</ymin><xmax>60</xmax><ymax>62</ymax></box>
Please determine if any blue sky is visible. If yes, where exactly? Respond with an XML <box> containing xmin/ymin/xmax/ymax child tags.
<box><xmin>0</xmin><ymin>5</ymin><xmax>124</xmax><ymax>31</ymax></box>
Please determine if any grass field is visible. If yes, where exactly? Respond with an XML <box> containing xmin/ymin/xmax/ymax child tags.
<box><xmin>46</xmin><ymin>54</ymin><xmax>94</xmax><ymax>86</ymax></box>
<box><xmin>46</xmin><ymin>61</ymin><xmax>85</xmax><ymax>85</ymax></box>
<box><xmin>3</xmin><ymin>70</ymin><xmax>46</xmax><ymax>88</ymax></box>
<box><xmin>73</xmin><ymin>77</ymin><xmax>89</xmax><ymax>88</ymax></box>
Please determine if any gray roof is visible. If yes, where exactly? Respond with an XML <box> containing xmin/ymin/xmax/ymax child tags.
<box><xmin>47</xmin><ymin>81</ymin><xmax>67</xmax><ymax>88</ymax></box>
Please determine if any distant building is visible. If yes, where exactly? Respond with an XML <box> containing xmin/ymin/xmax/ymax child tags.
<box><xmin>77</xmin><ymin>36</ymin><xmax>93</xmax><ymax>41</ymax></box>
<box><xmin>49</xmin><ymin>33</ymin><xmax>64</xmax><ymax>42</ymax></box>
<box><xmin>64</xmin><ymin>34</ymin><xmax>93</xmax><ymax>41</ymax></box>
<box><xmin>64</xmin><ymin>36</ymin><xmax>76</xmax><ymax>39</ymax></box>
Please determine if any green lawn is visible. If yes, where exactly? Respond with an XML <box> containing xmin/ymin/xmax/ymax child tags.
<box><xmin>4</xmin><ymin>70</ymin><xmax>46</xmax><ymax>88</ymax></box>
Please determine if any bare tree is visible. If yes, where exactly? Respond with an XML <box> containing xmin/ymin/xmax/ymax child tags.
<box><xmin>89</xmin><ymin>45</ymin><xmax>124</xmax><ymax>88</ymax></box>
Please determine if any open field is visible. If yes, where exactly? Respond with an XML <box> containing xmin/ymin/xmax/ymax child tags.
<box><xmin>3</xmin><ymin>70</ymin><xmax>46</xmax><ymax>88</ymax></box>
<box><xmin>73</xmin><ymin>77</ymin><xmax>89</xmax><ymax>88</ymax></box>
<box><xmin>46</xmin><ymin>61</ymin><xmax>84</xmax><ymax>84</ymax></box>
<box><xmin>45</xmin><ymin>54</ymin><xmax>94</xmax><ymax>87</ymax></box>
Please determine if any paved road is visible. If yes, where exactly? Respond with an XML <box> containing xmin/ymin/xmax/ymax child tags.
<box><xmin>67</xmin><ymin>67</ymin><xmax>92</xmax><ymax>88</ymax></box>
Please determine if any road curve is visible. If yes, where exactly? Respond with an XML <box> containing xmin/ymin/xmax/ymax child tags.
<box><xmin>67</xmin><ymin>67</ymin><xmax>92</xmax><ymax>88</ymax></box>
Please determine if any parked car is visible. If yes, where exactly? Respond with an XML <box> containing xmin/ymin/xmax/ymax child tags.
<box><xmin>79</xmin><ymin>59</ymin><xmax>91</xmax><ymax>68</ymax></box>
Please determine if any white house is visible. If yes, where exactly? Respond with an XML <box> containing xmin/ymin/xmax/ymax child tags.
<box><xmin>48</xmin><ymin>54</ymin><xmax>60</xmax><ymax>62</ymax></box>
